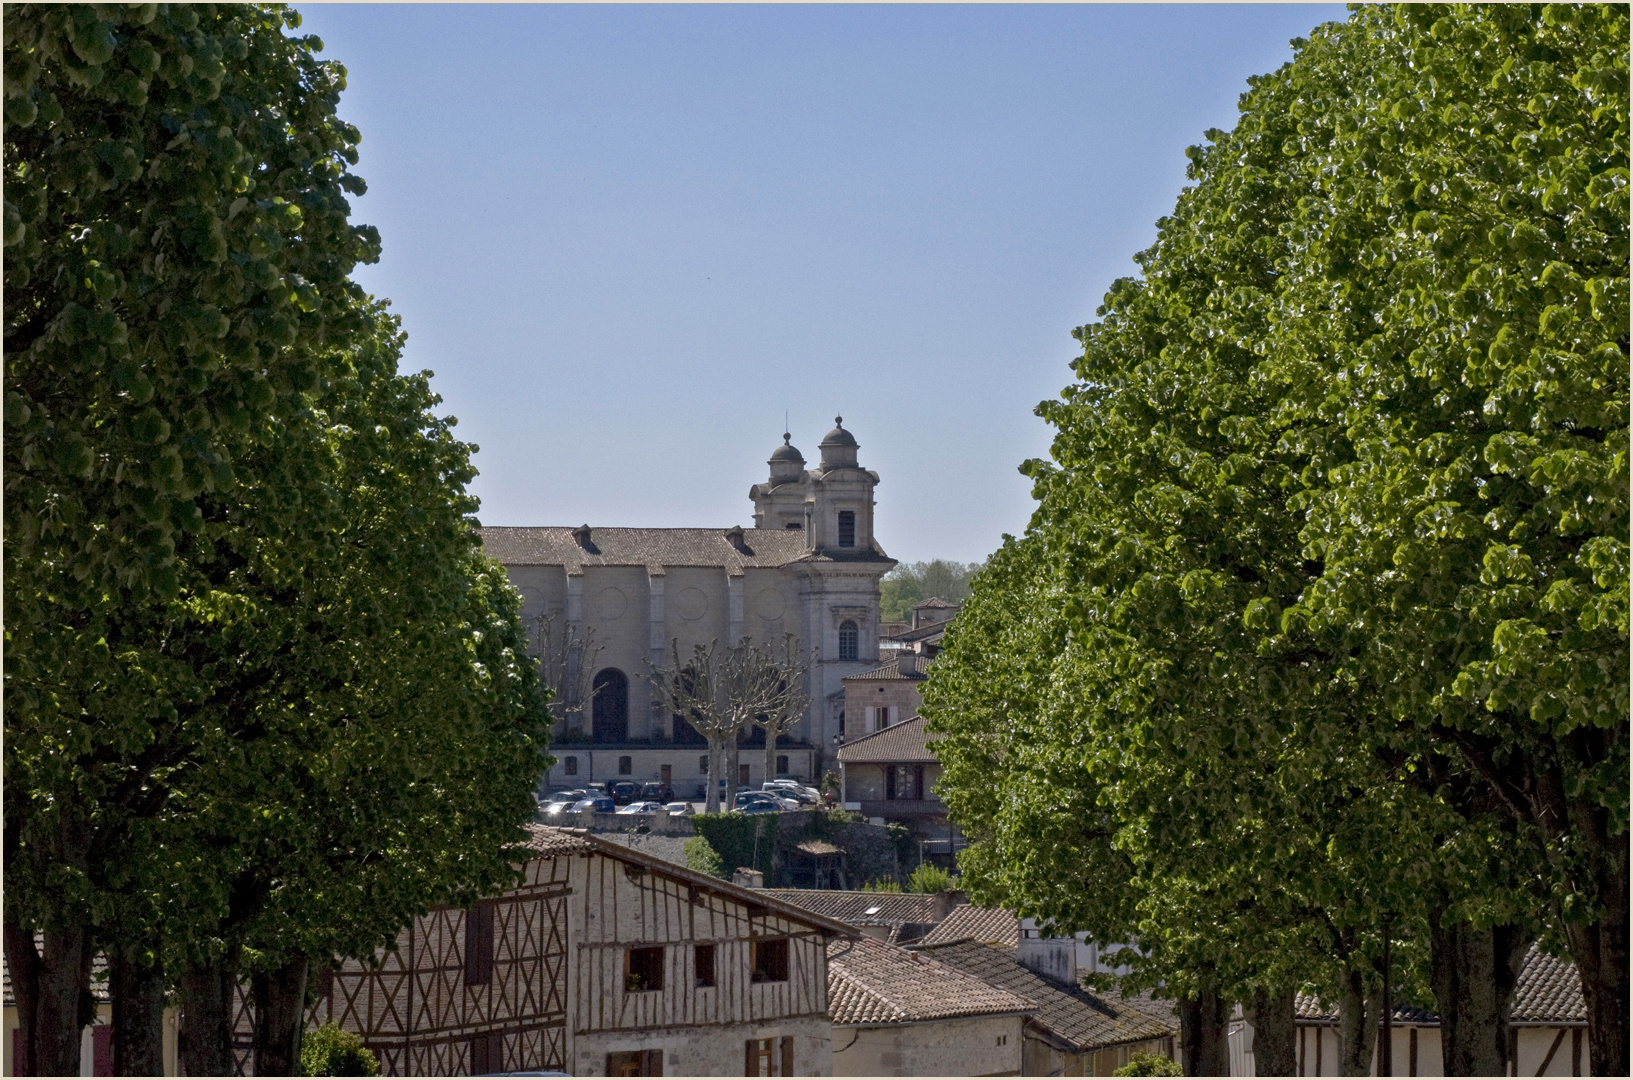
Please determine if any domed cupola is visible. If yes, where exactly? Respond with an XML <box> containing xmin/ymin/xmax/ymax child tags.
<box><xmin>818</xmin><ymin>416</ymin><xmax>859</xmax><ymax>471</ymax></box>
<box><xmin>768</xmin><ymin>432</ymin><xmax>806</xmax><ymax>486</ymax></box>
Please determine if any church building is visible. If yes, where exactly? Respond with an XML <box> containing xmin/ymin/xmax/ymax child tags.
<box><xmin>480</xmin><ymin>419</ymin><xmax>895</xmax><ymax>797</ymax></box>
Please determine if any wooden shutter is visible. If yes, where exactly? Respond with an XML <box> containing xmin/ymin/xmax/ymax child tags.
<box><xmin>643</xmin><ymin>1049</ymin><xmax>664</xmax><ymax>1076</ymax></box>
<box><xmin>745</xmin><ymin>1039</ymin><xmax>758</xmax><ymax>1076</ymax></box>
<box><xmin>465</xmin><ymin>900</ymin><xmax>495</xmax><ymax>985</ymax></box>
<box><xmin>779</xmin><ymin>1036</ymin><xmax>794</xmax><ymax>1077</ymax></box>
<box><xmin>92</xmin><ymin>1025</ymin><xmax>112</xmax><ymax>1077</ymax></box>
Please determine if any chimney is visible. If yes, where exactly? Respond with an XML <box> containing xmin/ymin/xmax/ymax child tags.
<box><xmin>932</xmin><ymin>889</ymin><xmax>968</xmax><ymax>920</ymax></box>
<box><xmin>896</xmin><ymin>652</ymin><xmax>917</xmax><ymax>677</ymax></box>
<box><xmin>724</xmin><ymin>525</ymin><xmax>748</xmax><ymax>552</ymax></box>
<box><xmin>572</xmin><ymin>524</ymin><xmax>592</xmax><ymax>549</ymax></box>
<box><xmin>732</xmin><ymin>867</ymin><xmax>764</xmax><ymax>889</ymax></box>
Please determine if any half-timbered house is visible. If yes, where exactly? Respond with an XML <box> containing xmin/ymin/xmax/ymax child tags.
<box><xmin>230</xmin><ymin>825</ymin><xmax>852</xmax><ymax>1077</ymax></box>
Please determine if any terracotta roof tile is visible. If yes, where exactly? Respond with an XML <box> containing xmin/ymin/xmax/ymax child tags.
<box><xmin>481</xmin><ymin>525</ymin><xmax>812</xmax><ymax>571</ymax></box>
<box><xmin>836</xmin><ymin>715</ymin><xmax>940</xmax><ymax>764</ymax></box>
<box><xmin>916</xmin><ymin>940</ymin><xmax>1176</xmax><ymax>1051</ymax></box>
<box><xmin>919</xmin><ymin>904</ymin><xmax>1022</xmax><ymax>948</ymax></box>
<box><xmin>759</xmin><ymin>889</ymin><xmax>943</xmax><ymax>926</ymax></box>
<box><xmin>827</xmin><ymin>936</ymin><xmax>1036</xmax><ymax>1025</ymax></box>
<box><xmin>842</xmin><ymin>657</ymin><xmax>928</xmax><ymax>681</ymax></box>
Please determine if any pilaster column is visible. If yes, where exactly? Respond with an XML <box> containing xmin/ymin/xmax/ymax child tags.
<box><xmin>726</xmin><ymin>571</ymin><xmax>744</xmax><ymax>645</ymax></box>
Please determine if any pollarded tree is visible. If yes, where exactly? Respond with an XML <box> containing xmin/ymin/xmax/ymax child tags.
<box><xmin>756</xmin><ymin>634</ymin><xmax>813</xmax><ymax>787</ymax></box>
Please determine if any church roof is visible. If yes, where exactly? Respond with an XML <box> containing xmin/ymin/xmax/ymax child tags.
<box><xmin>480</xmin><ymin>526</ymin><xmax>812</xmax><ymax>571</ymax></box>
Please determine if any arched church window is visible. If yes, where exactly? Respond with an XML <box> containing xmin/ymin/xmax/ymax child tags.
<box><xmin>838</xmin><ymin>621</ymin><xmax>859</xmax><ymax>662</ymax></box>
<box><xmin>592</xmin><ymin>668</ymin><xmax>629</xmax><ymax>743</ymax></box>
<box><xmin>837</xmin><ymin>511</ymin><xmax>856</xmax><ymax>548</ymax></box>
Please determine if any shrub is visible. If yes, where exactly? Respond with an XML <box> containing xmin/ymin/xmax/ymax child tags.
<box><xmin>684</xmin><ymin>835</ymin><xmax>726</xmax><ymax>879</ymax></box>
<box><xmin>1112</xmin><ymin>1053</ymin><xmax>1182</xmax><ymax>1076</ymax></box>
<box><xmin>301</xmin><ymin>1022</ymin><xmax>380</xmax><ymax>1077</ymax></box>
<box><xmin>906</xmin><ymin>863</ymin><xmax>958</xmax><ymax>894</ymax></box>
<box><xmin>859</xmin><ymin>878</ymin><xmax>902</xmax><ymax>893</ymax></box>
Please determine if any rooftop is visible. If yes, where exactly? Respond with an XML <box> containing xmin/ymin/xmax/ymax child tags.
<box><xmin>916</xmin><ymin>939</ymin><xmax>1176</xmax><ymax>1052</ymax></box>
<box><xmin>827</xmin><ymin>936</ymin><xmax>1036</xmax><ymax>1026</ymax></box>
<box><xmin>842</xmin><ymin>657</ymin><xmax>929</xmax><ymax>682</ymax></box>
<box><xmin>1295</xmin><ymin>944</ymin><xmax>1583</xmax><ymax>1026</ymax></box>
<box><xmin>919</xmin><ymin>904</ymin><xmax>1021</xmax><ymax>948</ymax></box>
<box><xmin>837</xmin><ymin>715</ymin><xmax>940</xmax><ymax>764</ymax></box>
<box><xmin>481</xmin><ymin>525</ymin><xmax>811</xmax><ymax>571</ymax></box>
<box><xmin>758</xmin><ymin>888</ymin><xmax>946</xmax><ymax>927</ymax></box>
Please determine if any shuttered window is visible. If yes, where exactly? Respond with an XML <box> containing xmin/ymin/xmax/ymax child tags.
<box><xmin>465</xmin><ymin>900</ymin><xmax>495</xmax><ymax>985</ymax></box>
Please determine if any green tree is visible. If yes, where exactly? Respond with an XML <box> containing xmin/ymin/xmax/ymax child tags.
<box><xmin>300</xmin><ymin>1022</ymin><xmax>380</xmax><ymax>1077</ymax></box>
<box><xmin>4</xmin><ymin>6</ymin><xmax>377</xmax><ymax>1073</ymax></box>
<box><xmin>879</xmin><ymin>559</ymin><xmax>982</xmax><ymax>621</ymax></box>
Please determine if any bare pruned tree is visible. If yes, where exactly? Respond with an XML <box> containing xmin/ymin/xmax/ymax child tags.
<box><xmin>532</xmin><ymin>611</ymin><xmax>601</xmax><ymax>738</ymax></box>
<box><xmin>651</xmin><ymin>638</ymin><xmax>791</xmax><ymax>814</ymax></box>
<box><xmin>756</xmin><ymin>634</ymin><xmax>813</xmax><ymax>788</ymax></box>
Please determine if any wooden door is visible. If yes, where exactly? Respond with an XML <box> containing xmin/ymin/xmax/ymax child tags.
<box><xmin>660</xmin><ymin>764</ymin><xmax>672</xmax><ymax>787</ymax></box>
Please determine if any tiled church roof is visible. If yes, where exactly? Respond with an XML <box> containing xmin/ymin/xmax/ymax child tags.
<box><xmin>481</xmin><ymin>526</ymin><xmax>812</xmax><ymax>570</ymax></box>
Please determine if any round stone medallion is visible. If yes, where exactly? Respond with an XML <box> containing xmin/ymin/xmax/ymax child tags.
<box><xmin>676</xmin><ymin>587</ymin><xmax>708</xmax><ymax>621</ymax></box>
<box><xmin>756</xmin><ymin>588</ymin><xmax>785</xmax><ymax>620</ymax></box>
<box><xmin>596</xmin><ymin>586</ymin><xmax>627</xmax><ymax>620</ymax></box>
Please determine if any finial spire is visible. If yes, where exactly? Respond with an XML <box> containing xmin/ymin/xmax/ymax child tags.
<box><xmin>835</xmin><ymin>415</ymin><xmax>843</xmax><ymax>426</ymax></box>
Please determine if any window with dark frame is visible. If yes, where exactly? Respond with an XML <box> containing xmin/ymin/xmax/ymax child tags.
<box><xmin>837</xmin><ymin>510</ymin><xmax>856</xmax><ymax>547</ymax></box>
<box><xmin>750</xmin><ymin>938</ymin><xmax>789</xmax><ymax>983</ymax></box>
<box><xmin>775</xmin><ymin>755</ymin><xmax>788</xmax><ymax>775</ymax></box>
<box><xmin>564</xmin><ymin>755</ymin><xmax>578</xmax><ymax>776</ymax></box>
<box><xmin>607</xmin><ymin>1049</ymin><xmax>663</xmax><ymax>1077</ymax></box>
<box><xmin>464</xmin><ymin>900</ymin><xmax>495</xmax><ymax>985</ymax></box>
<box><xmin>838</xmin><ymin>621</ymin><xmax>858</xmax><ymax>662</ymax></box>
<box><xmin>744</xmin><ymin>1036</ymin><xmax>795</xmax><ymax>1077</ymax></box>
<box><xmin>469</xmin><ymin>1031</ymin><xmax>505</xmax><ymax>1074</ymax></box>
<box><xmin>699</xmin><ymin>755</ymin><xmax>710</xmax><ymax>774</ymax></box>
<box><xmin>625</xmin><ymin>946</ymin><xmax>664</xmax><ymax>992</ymax></box>
<box><xmin>618</xmin><ymin>755</ymin><xmax>633</xmax><ymax>775</ymax></box>
<box><xmin>694</xmin><ymin>943</ymin><xmax>716</xmax><ymax>988</ymax></box>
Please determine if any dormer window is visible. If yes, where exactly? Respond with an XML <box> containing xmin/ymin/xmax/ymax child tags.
<box><xmin>837</xmin><ymin>511</ymin><xmax>855</xmax><ymax>547</ymax></box>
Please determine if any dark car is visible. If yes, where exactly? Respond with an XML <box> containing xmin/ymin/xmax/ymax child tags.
<box><xmin>607</xmin><ymin>781</ymin><xmax>639</xmax><ymax>806</ymax></box>
<box><xmin>566</xmin><ymin>796</ymin><xmax>615</xmax><ymax>814</ymax></box>
<box><xmin>640</xmin><ymin>781</ymin><xmax>674</xmax><ymax>803</ymax></box>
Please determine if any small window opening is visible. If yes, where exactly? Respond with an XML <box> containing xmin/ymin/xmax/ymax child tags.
<box><xmin>699</xmin><ymin>755</ymin><xmax>710</xmax><ymax>774</ymax></box>
<box><xmin>694</xmin><ymin>944</ymin><xmax>716</xmax><ymax>988</ymax></box>
<box><xmin>786</xmin><ymin>521</ymin><xmax>802</xmax><ymax>529</ymax></box>
<box><xmin>625</xmin><ymin>946</ymin><xmax>664</xmax><ymax>992</ymax></box>
<box><xmin>618</xmin><ymin>755</ymin><xmax>633</xmax><ymax>775</ymax></box>
<box><xmin>775</xmin><ymin>755</ymin><xmax>789</xmax><ymax>775</ymax></box>
<box><xmin>750</xmin><ymin>938</ymin><xmax>789</xmax><ymax>983</ymax></box>
<box><xmin>838</xmin><ymin>621</ymin><xmax>858</xmax><ymax>662</ymax></box>
<box><xmin>564</xmin><ymin>756</ymin><xmax>579</xmax><ymax>776</ymax></box>
<box><xmin>837</xmin><ymin>510</ymin><xmax>856</xmax><ymax>547</ymax></box>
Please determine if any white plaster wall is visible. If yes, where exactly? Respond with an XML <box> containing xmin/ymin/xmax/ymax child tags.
<box><xmin>575</xmin><ymin>1017</ymin><xmax>832</xmax><ymax>1077</ymax></box>
<box><xmin>832</xmin><ymin>1014</ymin><xmax>1026</xmax><ymax>1077</ymax></box>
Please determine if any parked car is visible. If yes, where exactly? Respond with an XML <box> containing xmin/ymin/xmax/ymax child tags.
<box><xmin>566</xmin><ymin>796</ymin><xmax>615</xmax><ymax>814</ymax></box>
<box><xmin>640</xmin><ymin>781</ymin><xmax>675</xmax><ymax>802</ymax></box>
<box><xmin>665</xmin><ymin>802</ymin><xmax>694</xmax><ymax>817</ymax></box>
<box><xmin>734</xmin><ymin>791</ymin><xmax>796</xmax><ymax>812</ymax></box>
<box><xmin>540</xmin><ymin>800</ymin><xmax>576</xmax><ymax>815</ymax></box>
<box><xmin>763</xmin><ymin>781</ymin><xmax>819</xmax><ymax>804</ymax></box>
<box><xmin>737</xmin><ymin>800</ymin><xmax>780</xmax><ymax>815</ymax></box>
<box><xmin>616</xmin><ymin>800</ymin><xmax>667</xmax><ymax>815</ymax></box>
<box><xmin>606</xmin><ymin>781</ymin><xmax>639</xmax><ymax>806</ymax></box>
<box><xmin>543</xmin><ymin>790</ymin><xmax>585</xmax><ymax>803</ymax></box>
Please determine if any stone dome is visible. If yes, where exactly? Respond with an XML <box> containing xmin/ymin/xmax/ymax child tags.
<box><xmin>819</xmin><ymin>416</ymin><xmax>859</xmax><ymax>469</ymax></box>
<box><xmin>767</xmin><ymin>432</ymin><xmax>806</xmax><ymax>485</ymax></box>
<box><xmin>770</xmin><ymin>433</ymin><xmax>805</xmax><ymax>464</ymax></box>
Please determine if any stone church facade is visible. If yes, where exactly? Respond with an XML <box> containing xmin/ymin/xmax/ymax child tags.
<box><xmin>481</xmin><ymin>419</ymin><xmax>894</xmax><ymax>797</ymax></box>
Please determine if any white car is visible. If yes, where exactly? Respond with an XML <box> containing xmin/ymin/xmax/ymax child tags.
<box><xmin>764</xmin><ymin>781</ymin><xmax>820</xmax><ymax>804</ymax></box>
<box><xmin>616</xmin><ymin>801</ymin><xmax>667</xmax><ymax>815</ymax></box>
<box><xmin>665</xmin><ymin>802</ymin><xmax>695</xmax><ymax>817</ymax></box>
<box><xmin>539</xmin><ymin>800</ymin><xmax>575</xmax><ymax>815</ymax></box>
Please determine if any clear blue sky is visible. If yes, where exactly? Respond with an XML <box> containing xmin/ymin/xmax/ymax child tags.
<box><xmin>295</xmin><ymin>3</ymin><xmax>1347</xmax><ymax>565</ymax></box>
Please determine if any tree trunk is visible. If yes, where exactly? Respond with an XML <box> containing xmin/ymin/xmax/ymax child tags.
<box><xmin>3</xmin><ymin>920</ymin><xmax>94</xmax><ymax>1078</ymax></box>
<box><xmin>705</xmin><ymin>736</ymin><xmax>724</xmax><ymax>813</ymax></box>
<box><xmin>1247</xmin><ymin>985</ymin><xmax>1298</xmax><ymax>1076</ymax></box>
<box><xmin>1178</xmin><ymin>984</ymin><xmax>1229</xmax><ymax>1076</ymax></box>
<box><xmin>763</xmin><ymin>726</ymin><xmax>778</xmax><ymax>792</ymax></box>
<box><xmin>1427</xmin><ymin>914</ymin><xmax>1526</xmax><ymax>1076</ymax></box>
<box><xmin>110</xmin><ymin>950</ymin><xmax>168</xmax><ymax>1076</ymax></box>
<box><xmin>1563</xmin><ymin>892</ymin><xmax>1630</xmax><ymax>1079</ymax></box>
<box><xmin>251</xmin><ymin>954</ymin><xmax>309</xmax><ymax>1078</ymax></box>
<box><xmin>1336</xmin><ymin>965</ymin><xmax>1378</xmax><ymax>1076</ymax></box>
<box><xmin>727</xmin><ymin>735</ymin><xmax>742</xmax><ymax>801</ymax></box>
<box><xmin>178</xmin><ymin>953</ymin><xmax>240</xmax><ymax>1078</ymax></box>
